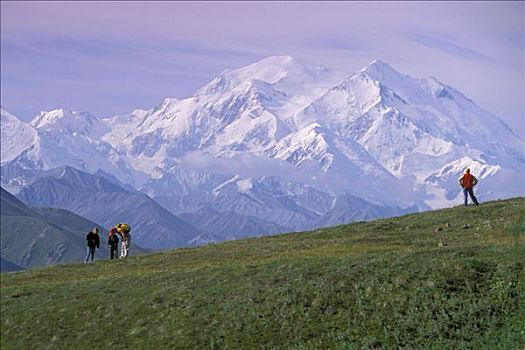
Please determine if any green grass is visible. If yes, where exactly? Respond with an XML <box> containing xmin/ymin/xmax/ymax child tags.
<box><xmin>2</xmin><ymin>198</ymin><xmax>524</xmax><ymax>349</ymax></box>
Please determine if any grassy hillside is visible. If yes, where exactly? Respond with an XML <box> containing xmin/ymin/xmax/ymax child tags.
<box><xmin>1</xmin><ymin>198</ymin><xmax>524</xmax><ymax>349</ymax></box>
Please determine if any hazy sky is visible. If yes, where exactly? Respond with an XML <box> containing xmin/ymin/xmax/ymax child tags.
<box><xmin>1</xmin><ymin>1</ymin><xmax>523</xmax><ymax>134</ymax></box>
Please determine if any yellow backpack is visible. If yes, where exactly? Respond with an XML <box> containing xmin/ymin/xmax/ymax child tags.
<box><xmin>116</xmin><ymin>223</ymin><xmax>131</xmax><ymax>234</ymax></box>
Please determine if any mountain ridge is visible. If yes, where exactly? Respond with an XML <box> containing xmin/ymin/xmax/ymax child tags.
<box><xmin>15</xmin><ymin>166</ymin><xmax>202</xmax><ymax>250</ymax></box>
<box><xmin>2</xmin><ymin>56</ymin><xmax>524</xmax><ymax>249</ymax></box>
<box><xmin>1</xmin><ymin>186</ymin><xmax>107</xmax><ymax>268</ymax></box>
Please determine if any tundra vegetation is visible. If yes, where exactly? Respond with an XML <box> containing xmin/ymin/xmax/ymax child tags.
<box><xmin>1</xmin><ymin>198</ymin><xmax>524</xmax><ymax>349</ymax></box>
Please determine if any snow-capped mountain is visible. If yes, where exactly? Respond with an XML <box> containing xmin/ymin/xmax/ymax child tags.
<box><xmin>2</xmin><ymin>56</ymin><xmax>524</xmax><ymax>247</ymax></box>
<box><xmin>97</xmin><ymin>56</ymin><xmax>346</xmax><ymax>179</ymax></box>
<box><xmin>285</xmin><ymin>59</ymin><xmax>524</xmax><ymax>206</ymax></box>
<box><xmin>1</xmin><ymin>108</ymin><xmax>148</xmax><ymax>191</ymax></box>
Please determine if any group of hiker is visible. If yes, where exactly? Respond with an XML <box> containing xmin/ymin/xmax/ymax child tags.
<box><xmin>84</xmin><ymin>223</ymin><xmax>131</xmax><ymax>263</ymax></box>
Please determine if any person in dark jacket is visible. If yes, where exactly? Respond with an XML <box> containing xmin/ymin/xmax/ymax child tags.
<box><xmin>84</xmin><ymin>227</ymin><xmax>100</xmax><ymax>263</ymax></box>
<box><xmin>108</xmin><ymin>228</ymin><xmax>119</xmax><ymax>260</ymax></box>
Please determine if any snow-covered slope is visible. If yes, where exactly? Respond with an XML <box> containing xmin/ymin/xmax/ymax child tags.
<box><xmin>97</xmin><ymin>56</ymin><xmax>346</xmax><ymax>177</ymax></box>
<box><xmin>2</xmin><ymin>56</ymin><xmax>524</xmax><ymax>245</ymax></box>
<box><xmin>1</xmin><ymin>108</ymin><xmax>38</xmax><ymax>164</ymax></box>
<box><xmin>31</xmin><ymin>109</ymin><xmax>109</xmax><ymax>138</ymax></box>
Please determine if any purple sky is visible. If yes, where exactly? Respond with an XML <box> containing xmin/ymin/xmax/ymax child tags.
<box><xmin>1</xmin><ymin>1</ymin><xmax>523</xmax><ymax>134</ymax></box>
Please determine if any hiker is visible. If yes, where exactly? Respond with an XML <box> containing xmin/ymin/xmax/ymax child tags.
<box><xmin>108</xmin><ymin>228</ymin><xmax>119</xmax><ymax>260</ymax></box>
<box><xmin>84</xmin><ymin>227</ymin><xmax>100</xmax><ymax>263</ymax></box>
<box><xmin>116</xmin><ymin>223</ymin><xmax>131</xmax><ymax>259</ymax></box>
<box><xmin>458</xmin><ymin>168</ymin><xmax>479</xmax><ymax>206</ymax></box>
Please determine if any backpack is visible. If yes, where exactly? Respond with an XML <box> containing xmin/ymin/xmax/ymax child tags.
<box><xmin>116</xmin><ymin>223</ymin><xmax>131</xmax><ymax>234</ymax></box>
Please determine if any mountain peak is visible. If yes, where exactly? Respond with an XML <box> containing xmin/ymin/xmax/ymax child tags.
<box><xmin>31</xmin><ymin>109</ymin><xmax>71</xmax><ymax>128</ymax></box>
<box><xmin>28</xmin><ymin>109</ymin><xmax>110</xmax><ymax>139</ymax></box>
<box><xmin>196</xmin><ymin>55</ymin><xmax>307</xmax><ymax>96</ymax></box>
<box><xmin>361</xmin><ymin>59</ymin><xmax>401</xmax><ymax>79</ymax></box>
<box><xmin>30</xmin><ymin>109</ymin><xmax>100</xmax><ymax>131</ymax></box>
<box><xmin>229</xmin><ymin>55</ymin><xmax>304</xmax><ymax>84</ymax></box>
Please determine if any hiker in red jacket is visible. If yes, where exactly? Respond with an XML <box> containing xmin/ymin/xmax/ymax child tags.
<box><xmin>108</xmin><ymin>228</ymin><xmax>119</xmax><ymax>260</ymax></box>
<box><xmin>458</xmin><ymin>168</ymin><xmax>479</xmax><ymax>207</ymax></box>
